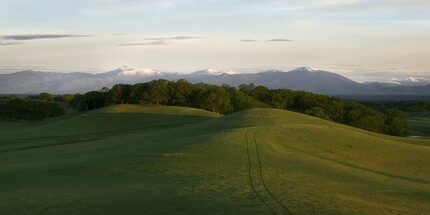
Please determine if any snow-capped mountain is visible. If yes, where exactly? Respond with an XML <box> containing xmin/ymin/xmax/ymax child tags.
<box><xmin>288</xmin><ymin>67</ymin><xmax>320</xmax><ymax>73</ymax></box>
<box><xmin>386</xmin><ymin>77</ymin><xmax>430</xmax><ymax>86</ymax></box>
<box><xmin>0</xmin><ymin>66</ymin><xmax>429</xmax><ymax>95</ymax></box>
<box><xmin>191</xmin><ymin>69</ymin><xmax>239</xmax><ymax>76</ymax></box>
<box><xmin>116</xmin><ymin>66</ymin><xmax>162</xmax><ymax>76</ymax></box>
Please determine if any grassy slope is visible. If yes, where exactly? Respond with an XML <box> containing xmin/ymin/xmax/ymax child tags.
<box><xmin>0</xmin><ymin>105</ymin><xmax>429</xmax><ymax>215</ymax></box>
<box><xmin>407</xmin><ymin>111</ymin><xmax>430</xmax><ymax>137</ymax></box>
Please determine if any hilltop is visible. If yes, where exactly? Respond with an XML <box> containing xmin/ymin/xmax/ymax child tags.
<box><xmin>0</xmin><ymin>105</ymin><xmax>429</xmax><ymax>214</ymax></box>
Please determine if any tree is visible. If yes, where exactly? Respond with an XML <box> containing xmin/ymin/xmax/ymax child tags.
<box><xmin>108</xmin><ymin>84</ymin><xmax>133</xmax><ymax>104</ymax></box>
<box><xmin>293</xmin><ymin>91</ymin><xmax>320</xmax><ymax>112</ymax></box>
<box><xmin>100</xmin><ymin>86</ymin><xmax>109</xmax><ymax>93</ymax></box>
<box><xmin>199</xmin><ymin>86</ymin><xmax>231</xmax><ymax>114</ymax></box>
<box><xmin>147</xmin><ymin>79</ymin><xmax>170</xmax><ymax>105</ymax></box>
<box><xmin>231</xmin><ymin>91</ymin><xmax>267</xmax><ymax>111</ymax></box>
<box><xmin>385</xmin><ymin>117</ymin><xmax>408</xmax><ymax>137</ymax></box>
<box><xmin>83</xmin><ymin>91</ymin><xmax>106</xmax><ymax>110</ymax></box>
<box><xmin>249</xmin><ymin>86</ymin><xmax>270</xmax><ymax>103</ymax></box>
<box><xmin>325</xmin><ymin>97</ymin><xmax>345</xmax><ymax>122</ymax></box>
<box><xmin>0</xmin><ymin>99</ymin><xmax>64</xmax><ymax>121</ymax></box>
<box><xmin>238</xmin><ymin>83</ymin><xmax>255</xmax><ymax>94</ymax></box>
<box><xmin>38</xmin><ymin>92</ymin><xmax>54</xmax><ymax>101</ymax></box>
<box><xmin>168</xmin><ymin>79</ymin><xmax>194</xmax><ymax>106</ymax></box>
<box><xmin>305</xmin><ymin>107</ymin><xmax>330</xmax><ymax>120</ymax></box>
<box><xmin>131</xmin><ymin>83</ymin><xmax>150</xmax><ymax>104</ymax></box>
<box><xmin>384</xmin><ymin>110</ymin><xmax>408</xmax><ymax>136</ymax></box>
<box><xmin>54</xmin><ymin>94</ymin><xmax>74</xmax><ymax>103</ymax></box>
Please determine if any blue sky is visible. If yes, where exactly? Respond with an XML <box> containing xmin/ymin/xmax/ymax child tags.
<box><xmin>0</xmin><ymin>0</ymin><xmax>429</xmax><ymax>82</ymax></box>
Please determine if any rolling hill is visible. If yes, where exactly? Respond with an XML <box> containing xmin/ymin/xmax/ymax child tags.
<box><xmin>0</xmin><ymin>105</ymin><xmax>429</xmax><ymax>214</ymax></box>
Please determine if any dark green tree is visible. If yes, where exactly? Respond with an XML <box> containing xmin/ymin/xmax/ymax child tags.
<box><xmin>38</xmin><ymin>92</ymin><xmax>54</xmax><ymax>101</ymax></box>
<box><xmin>147</xmin><ymin>79</ymin><xmax>170</xmax><ymax>105</ymax></box>
<box><xmin>108</xmin><ymin>84</ymin><xmax>133</xmax><ymax>104</ymax></box>
<box><xmin>200</xmin><ymin>86</ymin><xmax>232</xmax><ymax>114</ymax></box>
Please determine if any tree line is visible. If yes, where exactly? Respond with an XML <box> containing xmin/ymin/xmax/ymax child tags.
<box><xmin>0</xmin><ymin>96</ymin><xmax>64</xmax><ymax>121</ymax></box>
<box><xmin>64</xmin><ymin>79</ymin><xmax>408</xmax><ymax>137</ymax></box>
<box><xmin>359</xmin><ymin>100</ymin><xmax>430</xmax><ymax>114</ymax></box>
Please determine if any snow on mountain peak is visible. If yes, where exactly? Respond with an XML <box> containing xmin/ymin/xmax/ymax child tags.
<box><xmin>290</xmin><ymin>67</ymin><xmax>320</xmax><ymax>73</ymax></box>
<box><xmin>205</xmin><ymin>69</ymin><xmax>219</xmax><ymax>74</ymax></box>
<box><xmin>118</xmin><ymin>65</ymin><xmax>135</xmax><ymax>71</ymax></box>
<box><xmin>384</xmin><ymin>76</ymin><xmax>430</xmax><ymax>86</ymax></box>
<box><xmin>406</xmin><ymin>77</ymin><xmax>419</xmax><ymax>82</ymax></box>
<box><xmin>193</xmin><ymin>69</ymin><xmax>239</xmax><ymax>76</ymax></box>
<box><xmin>116</xmin><ymin>66</ymin><xmax>161</xmax><ymax>76</ymax></box>
<box><xmin>305</xmin><ymin>67</ymin><xmax>319</xmax><ymax>72</ymax></box>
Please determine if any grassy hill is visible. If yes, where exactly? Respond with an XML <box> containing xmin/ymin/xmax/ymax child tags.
<box><xmin>407</xmin><ymin>111</ymin><xmax>430</xmax><ymax>138</ymax></box>
<box><xmin>0</xmin><ymin>104</ymin><xmax>429</xmax><ymax>214</ymax></box>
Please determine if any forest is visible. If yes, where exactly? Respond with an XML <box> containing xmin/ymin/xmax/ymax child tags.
<box><xmin>0</xmin><ymin>79</ymin><xmax>408</xmax><ymax>136</ymax></box>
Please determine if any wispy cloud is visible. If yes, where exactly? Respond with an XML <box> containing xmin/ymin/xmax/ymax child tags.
<box><xmin>0</xmin><ymin>41</ymin><xmax>25</xmax><ymax>46</ymax></box>
<box><xmin>118</xmin><ymin>35</ymin><xmax>205</xmax><ymax>46</ymax></box>
<box><xmin>267</xmin><ymin>38</ymin><xmax>293</xmax><ymax>42</ymax></box>
<box><xmin>144</xmin><ymin>35</ymin><xmax>206</xmax><ymax>41</ymax></box>
<box><xmin>272</xmin><ymin>0</ymin><xmax>430</xmax><ymax>13</ymax></box>
<box><xmin>240</xmin><ymin>39</ymin><xmax>259</xmax><ymax>42</ymax></box>
<box><xmin>0</xmin><ymin>34</ymin><xmax>92</xmax><ymax>40</ymax></box>
<box><xmin>118</xmin><ymin>40</ymin><xmax>170</xmax><ymax>46</ymax></box>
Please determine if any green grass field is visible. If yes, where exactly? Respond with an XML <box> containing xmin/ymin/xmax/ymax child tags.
<box><xmin>407</xmin><ymin>111</ymin><xmax>430</xmax><ymax>138</ymax></box>
<box><xmin>1</xmin><ymin>104</ymin><xmax>429</xmax><ymax>214</ymax></box>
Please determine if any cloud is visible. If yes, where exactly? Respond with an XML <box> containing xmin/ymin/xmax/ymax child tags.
<box><xmin>267</xmin><ymin>39</ymin><xmax>293</xmax><ymax>42</ymax></box>
<box><xmin>118</xmin><ymin>39</ymin><xmax>171</xmax><ymax>46</ymax></box>
<box><xmin>119</xmin><ymin>35</ymin><xmax>205</xmax><ymax>46</ymax></box>
<box><xmin>0</xmin><ymin>41</ymin><xmax>25</xmax><ymax>46</ymax></box>
<box><xmin>0</xmin><ymin>34</ymin><xmax>92</xmax><ymax>40</ymax></box>
<box><xmin>271</xmin><ymin>0</ymin><xmax>430</xmax><ymax>13</ymax></box>
<box><xmin>144</xmin><ymin>35</ymin><xmax>205</xmax><ymax>41</ymax></box>
<box><xmin>240</xmin><ymin>39</ymin><xmax>259</xmax><ymax>42</ymax></box>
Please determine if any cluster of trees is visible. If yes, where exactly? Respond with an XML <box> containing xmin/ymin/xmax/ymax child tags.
<box><xmin>360</xmin><ymin>100</ymin><xmax>430</xmax><ymax>113</ymax></box>
<box><xmin>67</xmin><ymin>79</ymin><xmax>408</xmax><ymax>136</ymax></box>
<box><xmin>0</xmin><ymin>97</ymin><xmax>64</xmax><ymax>121</ymax></box>
<box><xmin>25</xmin><ymin>93</ymin><xmax>74</xmax><ymax>103</ymax></box>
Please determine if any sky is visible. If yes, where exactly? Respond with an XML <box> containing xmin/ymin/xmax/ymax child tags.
<box><xmin>0</xmin><ymin>0</ymin><xmax>430</xmax><ymax>82</ymax></box>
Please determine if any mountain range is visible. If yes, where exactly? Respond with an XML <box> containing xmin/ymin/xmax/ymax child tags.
<box><xmin>0</xmin><ymin>66</ymin><xmax>429</xmax><ymax>95</ymax></box>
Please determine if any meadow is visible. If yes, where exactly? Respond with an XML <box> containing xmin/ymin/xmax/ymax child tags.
<box><xmin>0</xmin><ymin>104</ymin><xmax>429</xmax><ymax>214</ymax></box>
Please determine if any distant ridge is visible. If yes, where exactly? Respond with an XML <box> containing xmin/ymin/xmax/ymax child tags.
<box><xmin>0</xmin><ymin>66</ymin><xmax>429</xmax><ymax>95</ymax></box>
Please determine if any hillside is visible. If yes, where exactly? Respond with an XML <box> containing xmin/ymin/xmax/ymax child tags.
<box><xmin>0</xmin><ymin>105</ymin><xmax>429</xmax><ymax>214</ymax></box>
<box><xmin>407</xmin><ymin>111</ymin><xmax>430</xmax><ymax>137</ymax></box>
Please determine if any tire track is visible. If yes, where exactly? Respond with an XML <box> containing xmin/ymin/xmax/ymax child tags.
<box><xmin>260</xmin><ymin>109</ymin><xmax>292</xmax><ymax>214</ymax></box>
<box><xmin>244</xmin><ymin>109</ymin><xmax>292</xmax><ymax>214</ymax></box>
<box><xmin>245</xmin><ymin>129</ymin><xmax>276</xmax><ymax>215</ymax></box>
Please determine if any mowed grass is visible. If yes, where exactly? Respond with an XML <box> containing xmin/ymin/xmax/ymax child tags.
<box><xmin>0</xmin><ymin>104</ymin><xmax>429</xmax><ymax>215</ymax></box>
<box><xmin>407</xmin><ymin>111</ymin><xmax>430</xmax><ymax>138</ymax></box>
